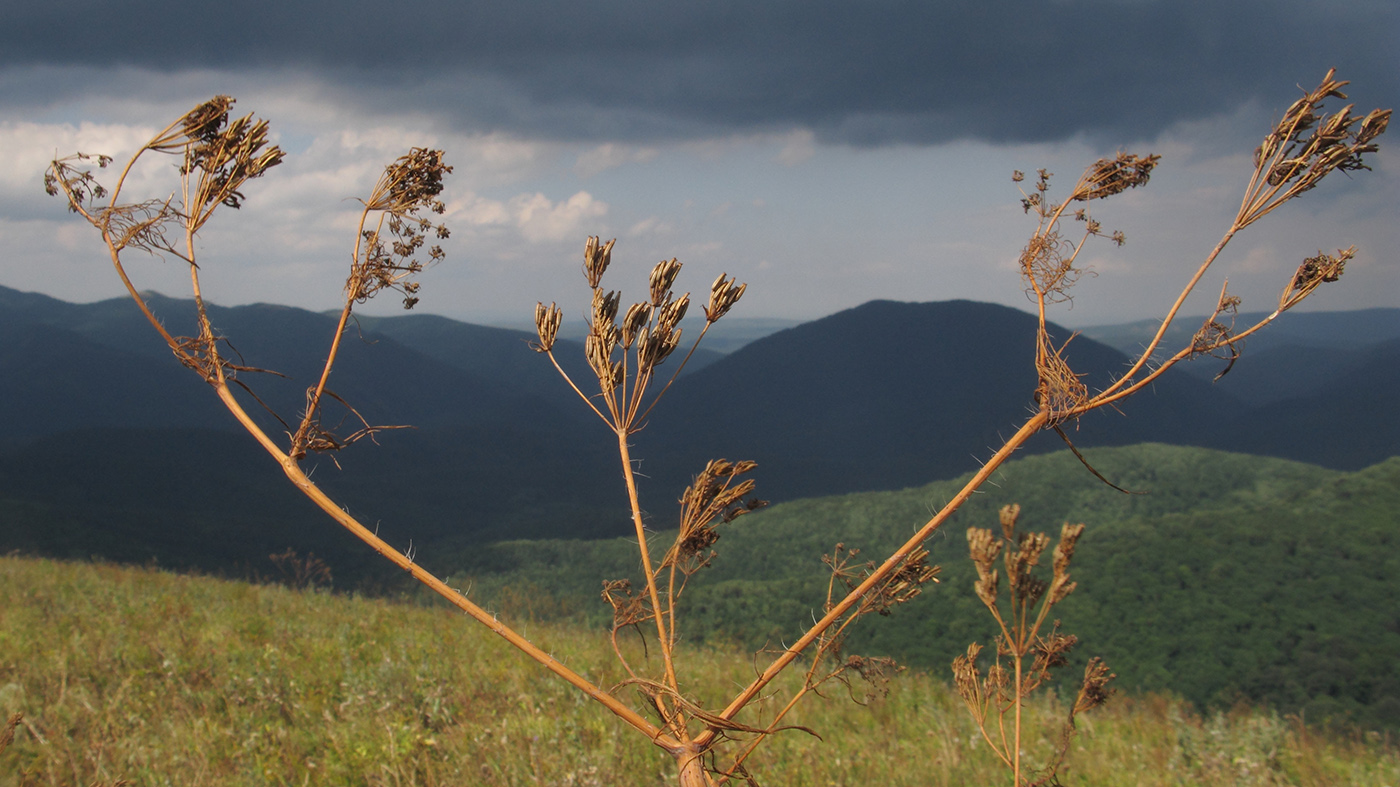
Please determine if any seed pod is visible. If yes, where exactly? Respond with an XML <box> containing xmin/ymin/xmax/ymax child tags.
<box><xmin>532</xmin><ymin>302</ymin><xmax>562</xmax><ymax>352</ymax></box>
<box><xmin>621</xmin><ymin>302</ymin><xmax>652</xmax><ymax>348</ymax></box>
<box><xmin>583</xmin><ymin>236</ymin><xmax>616</xmax><ymax>288</ymax></box>
<box><xmin>705</xmin><ymin>274</ymin><xmax>747</xmax><ymax>322</ymax></box>
<box><xmin>649</xmin><ymin>258</ymin><xmax>682</xmax><ymax>307</ymax></box>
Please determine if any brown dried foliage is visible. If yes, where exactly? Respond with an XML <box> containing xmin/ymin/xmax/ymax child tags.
<box><xmin>955</xmin><ymin>505</ymin><xmax>1112</xmax><ymax>787</ymax></box>
<box><xmin>42</xmin><ymin>70</ymin><xmax>1389</xmax><ymax>787</ymax></box>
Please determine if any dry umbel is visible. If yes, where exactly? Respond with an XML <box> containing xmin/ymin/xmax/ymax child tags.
<box><xmin>43</xmin><ymin>70</ymin><xmax>1389</xmax><ymax>786</ymax></box>
<box><xmin>954</xmin><ymin>505</ymin><xmax>1109</xmax><ymax>787</ymax></box>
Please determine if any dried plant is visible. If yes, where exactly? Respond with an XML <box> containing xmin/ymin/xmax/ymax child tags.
<box><xmin>42</xmin><ymin>70</ymin><xmax>1389</xmax><ymax>786</ymax></box>
<box><xmin>44</xmin><ymin>97</ymin><xmax>684</xmax><ymax>772</ymax></box>
<box><xmin>267</xmin><ymin>548</ymin><xmax>333</xmax><ymax>590</ymax></box>
<box><xmin>0</xmin><ymin>713</ymin><xmax>19</xmax><ymax>756</ymax></box>
<box><xmin>953</xmin><ymin>505</ymin><xmax>1114</xmax><ymax>786</ymax></box>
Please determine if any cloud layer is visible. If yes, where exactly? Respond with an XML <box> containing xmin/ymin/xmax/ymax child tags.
<box><xmin>5</xmin><ymin>1</ymin><xmax>1396</xmax><ymax>146</ymax></box>
<box><xmin>0</xmin><ymin>2</ymin><xmax>1393</xmax><ymax>328</ymax></box>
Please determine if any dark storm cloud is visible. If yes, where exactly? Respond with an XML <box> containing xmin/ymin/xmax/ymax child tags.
<box><xmin>4</xmin><ymin>0</ymin><xmax>1396</xmax><ymax>145</ymax></box>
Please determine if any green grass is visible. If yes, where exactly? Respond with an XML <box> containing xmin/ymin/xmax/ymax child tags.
<box><xmin>2</xmin><ymin>555</ymin><xmax>1397</xmax><ymax>785</ymax></box>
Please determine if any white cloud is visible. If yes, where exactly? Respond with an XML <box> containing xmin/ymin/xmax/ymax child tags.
<box><xmin>776</xmin><ymin>129</ymin><xmax>817</xmax><ymax>166</ymax></box>
<box><xmin>573</xmin><ymin>143</ymin><xmax>659</xmax><ymax>178</ymax></box>
<box><xmin>513</xmin><ymin>191</ymin><xmax>609</xmax><ymax>243</ymax></box>
<box><xmin>0</xmin><ymin>121</ymin><xmax>167</xmax><ymax>216</ymax></box>
<box><xmin>627</xmin><ymin>217</ymin><xmax>673</xmax><ymax>237</ymax></box>
<box><xmin>449</xmin><ymin>190</ymin><xmax>609</xmax><ymax>245</ymax></box>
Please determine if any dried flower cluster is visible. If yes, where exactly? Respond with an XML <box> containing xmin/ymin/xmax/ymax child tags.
<box><xmin>665</xmin><ymin>459</ymin><xmax>767</xmax><ymax>578</ymax></box>
<box><xmin>1243</xmin><ymin>70</ymin><xmax>1390</xmax><ymax>228</ymax></box>
<box><xmin>1279</xmin><ymin>246</ymin><xmax>1354</xmax><ymax>313</ymax></box>
<box><xmin>286</xmin><ymin>149</ymin><xmax>454</xmax><ymax>460</ymax></box>
<box><xmin>178</xmin><ymin>96</ymin><xmax>285</xmax><ymax>227</ymax></box>
<box><xmin>1012</xmin><ymin>165</ymin><xmax>1140</xmax><ymax>425</ymax></box>
<box><xmin>824</xmin><ymin>544</ymin><xmax>941</xmax><ymax>619</ymax></box>
<box><xmin>350</xmin><ymin>148</ymin><xmax>452</xmax><ymax>310</ymax></box>
<box><xmin>45</xmin><ymin>97</ymin><xmax>287</xmax><ymax>388</ymax></box>
<box><xmin>1073</xmin><ymin>152</ymin><xmax>1160</xmax><ymax>202</ymax></box>
<box><xmin>955</xmin><ymin>504</ymin><xmax>1107</xmax><ymax>787</ymax></box>
<box><xmin>535</xmin><ymin>236</ymin><xmax>748</xmax><ymax>437</ymax></box>
<box><xmin>43</xmin><ymin>152</ymin><xmax>111</xmax><ymax>212</ymax></box>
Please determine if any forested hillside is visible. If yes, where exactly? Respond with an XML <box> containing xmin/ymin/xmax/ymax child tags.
<box><xmin>455</xmin><ymin>444</ymin><xmax>1400</xmax><ymax>730</ymax></box>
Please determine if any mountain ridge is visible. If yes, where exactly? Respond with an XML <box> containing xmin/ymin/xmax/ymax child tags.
<box><xmin>1</xmin><ymin>284</ymin><xmax>1395</xmax><ymax>576</ymax></box>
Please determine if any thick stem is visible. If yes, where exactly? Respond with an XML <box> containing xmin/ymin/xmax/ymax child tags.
<box><xmin>617</xmin><ymin>431</ymin><xmax>684</xmax><ymax>723</ymax></box>
<box><xmin>676</xmin><ymin>747</ymin><xmax>716</xmax><ymax>787</ymax></box>
<box><xmin>306</xmin><ymin>208</ymin><xmax>381</xmax><ymax>421</ymax></box>
<box><xmin>1014</xmin><ymin>656</ymin><xmax>1024</xmax><ymax>786</ymax></box>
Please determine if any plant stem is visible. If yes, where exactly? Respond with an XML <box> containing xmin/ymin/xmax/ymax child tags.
<box><xmin>198</xmin><ymin>372</ymin><xmax>677</xmax><ymax>747</ymax></box>
<box><xmin>617</xmin><ymin>429</ymin><xmax>685</xmax><ymax>726</ymax></box>
<box><xmin>701</xmin><ymin>410</ymin><xmax>1049</xmax><ymax>743</ymax></box>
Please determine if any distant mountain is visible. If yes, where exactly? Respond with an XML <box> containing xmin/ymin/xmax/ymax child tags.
<box><xmin>2</xmin><ymin>286</ymin><xmax>1395</xmax><ymax>582</ymax></box>
<box><xmin>0</xmin><ymin>287</ymin><xmax>578</xmax><ymax>437</ymax></box>
<box><xmin>1226</xmin><ymin>337</ymin><xmax>1400</xmax><ymax>470</ymax></box>
<box><xmin>630</xmin><ymin>299</ymin><xmax>1245</xmax><ymax>501</ymax></box>
<box><xmin>1079</xmin><ymin>307</ymin><xmax>1400</xmax><ymax>405</ymax></box>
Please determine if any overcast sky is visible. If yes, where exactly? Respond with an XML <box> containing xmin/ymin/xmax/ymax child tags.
<box><xmin>1</xmin><ymin>0</ymin><xmax>1395</xmax><ymax>328</ymax></box>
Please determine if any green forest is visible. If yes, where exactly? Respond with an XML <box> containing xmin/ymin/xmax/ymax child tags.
<box><xmin>449</xmin><ymin>443</ymin><xmax>1400</xmax><ymax>732</ymax></box>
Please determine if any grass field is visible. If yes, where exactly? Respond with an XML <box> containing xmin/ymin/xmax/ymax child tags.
<box><xmin>2</xmin><ymin>555</ymin><xmax>1397</xmax><ymax>786</ymax></box>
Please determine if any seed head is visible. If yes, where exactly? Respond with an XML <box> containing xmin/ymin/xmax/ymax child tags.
<box><xmin>968</xmin><ymin>527</ymin><xmax>1001</xmax><ymax>608</ymax></box>
<box><xmin>1073</xmin><ymin>657</ymin><xmax>1117</xmax><ymax>715</ymax></box>
<box><xmin>532</xmin><ymin>302</ymin><xmax>562</xmax><ymax>352</ymax></box>
<box><xmin>1049</xmin><ymin>523</ymin><xmax>1086</xmax><ymax>604</ymax></box>
<box><xmin>351</xmin><ymin>148</ymin><xmax>452</xmax><ymax>308</ymax></box>
<box><xmin>585</xmin><ymin>332</ymin><xmax>623</xmax><ymax>392</ymax></box>
<box><xmin>583</xmin><ymin>236</ymin><xmax>616</xmax><ymax>289</ymax></box>
<box><xmin>1007</xmin><ymin>531</ymin><xmax>1050</xmax><ymax>606</ymax></box>
<box><xmin>638</xmin><ymin>322</ymin><xmax>682</xmax><ymax>371</ymax></box>
<box><xmin>867</xmin><ymin>547</ymin><xmax>941</xmax><ymax>616</ymax></box>
<box><xmin>590</xmin><ymin>288</ymin><xmax>621</xmax><ymax>337</ymax></box>
<box><xmin>1243</xmin><ymin>70</ymin><xmax>1390</xmax><ymax>227</ymax></box>
<box><xmin>1073</xmin><ymin>152</ymin><xmax>1159</xmax><ymax>202</ymax></box>
<box><xmin>1278</xmin><ymin>247</ymin><xmax>1353</xmax><ymax>312</ymax></box>
<box><xmin>657</xmin><ymin>293</ymin><xmax>689</xmax><ymax>332</ymax></box>
<box><xmin>951</xmin><ymin>643</ymin><xmax>983</xmax><ymax>704</ymax></box>
<box><xmin>704</xmin><ymin>274</ymin><xmax>747</xmax><ymax>322</ymax></box>
<box><xmin>999</xmin><ymin>503</ymin><xmax>1020</xmax><ymax>539</ymax></box>
<box><xmin>621</xmin><ymin>302</ymin><xmax>652</xmax><ymax>348</ymax></box>
<box><xmin>367</xmin><ymin>148</ymin><xmax>451</xmax><ymax>215</ymax></box>
<box><xmin>650</xmin><ymin>258</ymin><xmax>682</xmax><ymax>307</ymax></box>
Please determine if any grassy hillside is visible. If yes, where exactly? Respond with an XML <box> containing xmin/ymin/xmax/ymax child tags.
<box><xmin>2</xmin><ymin>556</ymin><xmax>1396</xmax><ymax>786</ymax></box>
<box><xmin>451</xmin><ymin>444</ymin><xmax>1400</xmax><ymax>730</ymax></box>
